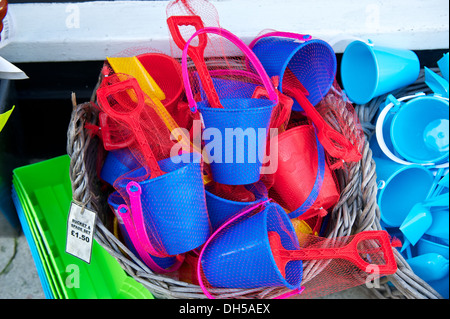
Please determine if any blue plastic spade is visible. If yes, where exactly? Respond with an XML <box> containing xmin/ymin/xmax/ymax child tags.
<box><xmin>437</xmin><ymin>52</ymin><xmax>449</xmax><ymax>82</ymax></box>
<box><xmin>407</xmin><ymin>253</ymin><xmax>449</xmax><ymax>283</ymax></box>
<box><xmin>424</xmin><ymin>67</ymin><xmax>449</xmax><ymax>98</ymax></box>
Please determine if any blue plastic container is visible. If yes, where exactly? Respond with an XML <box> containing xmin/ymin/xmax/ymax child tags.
<box><xmin>201</xmin><ymin>202</ymin><xmax>302</xmax><ymax>289</ymax></box>
<box><xmin>198</xmin><ymin>99</ymin><xmax>274</xmax><ymax>185</ymax></box>
<box><xmin>341</xmin><ymin>41</ymin><xmax>420</xmax><ymax>105</ymax></box>
<box><xmin>100</xmin><ymin>148</ymin><xmax>140</xmax><ymax>185</ymax></box>
<box><xmin>416</xmin><ymin>236</ymin><xmax>449</xmax><ymax>298</ymax></box>
<box><xmin>205</xmin><ymin>182</ymin><xmax>268</xmax><ymax>231</ymax></box>
<box><xmin>374</xmin><ymin>156</ymin><xmax>434</xmax><ymax>227</ymax></box>
<box><xmin>116</xmin><ymin>152</ymin><xmax>211</xmax><ymax>256</ymax></box>
<box><xmin>438</xmin><ymin>52</ymin><xmax>449</xmax><ymax>82</ymax></box>
<box><xmin>252</xmin><ymin>37</ymin><xmax>336</xmax><ymax>110</ymax></box>
<box><xmin>107</xmin><ymin>192</ymin><xmax>179</xmax><ymax>270</ymax></box>
<box><xmin>390</xmin><ymin>96</ymin><xmax>449</xmax><ymax>164</ymax></box>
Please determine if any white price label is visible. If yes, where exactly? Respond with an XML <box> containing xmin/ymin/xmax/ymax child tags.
<box><xmin>65</xmin><ymin>202</ymin><xmax>97</xmax><ymax>264</ymax></box>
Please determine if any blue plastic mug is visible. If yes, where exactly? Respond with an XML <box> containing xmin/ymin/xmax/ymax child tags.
<box><xmin>341</xmin><ymin>40</ymin><xmax>420</xmax><ymax>104</ymax></box>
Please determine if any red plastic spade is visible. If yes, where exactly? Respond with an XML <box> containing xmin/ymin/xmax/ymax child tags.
<box><xmin>268</xmin><ymin>230</ymin><xmax>397</xmax><ymax>278</ymax></box>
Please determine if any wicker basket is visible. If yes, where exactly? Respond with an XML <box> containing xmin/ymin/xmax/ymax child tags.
<box><xmin>66</xmin><ymin>68</ymin><xmax>444</xmax><ymax>299</ymax></box>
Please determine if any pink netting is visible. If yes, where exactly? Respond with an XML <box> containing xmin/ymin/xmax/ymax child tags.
<box><xmin>91</xmin><ymin>0</ymin><xmax>373</xmax><ymax>298</ymax></box>
<box><xmin>196</xmin><ymin>200</ymin><xmax>399</xmax><ymax>299</ymax></box>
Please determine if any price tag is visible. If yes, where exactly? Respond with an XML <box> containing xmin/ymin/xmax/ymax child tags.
<box><xmin>65</xmin><ymin>202</ymin><xmax>97</xmax><ymax>264</ymax></box>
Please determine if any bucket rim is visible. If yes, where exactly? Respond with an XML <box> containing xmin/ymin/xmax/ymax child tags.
<box><xmin>390</xmin><ymin>95</ymin><xmax>449</xmax><ymax>164</ymax></box>
<box><xmin>116</xmin><ymin>152</ymin><xmax>203</xmax><ymax>188</ymax></box>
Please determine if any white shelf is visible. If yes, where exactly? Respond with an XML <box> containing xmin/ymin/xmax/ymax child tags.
<box><xmin>1</xmin><ymin>0</ymin><xmax>449</xmax><ymax>63</ymax></box>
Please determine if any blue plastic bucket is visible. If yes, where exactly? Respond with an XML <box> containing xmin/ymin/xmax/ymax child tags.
<box><xmin>201</xmin><ymin>202</ymin><xmax>302</xmax><ymax>289</ymax></box>
<box><xmin>181</xmin><ymin>27</ymin><xmax>278</xmax><ymax>186</ymax></box>
<box><xmin>116</xmin><ymin>152</ymin><xmax>211</xmax><ymax>256</ymax></box>
<box><xmin>374</xmin><ymin>156</ymin><xmax>434</xmax><ymax>227</ymax></box>
<box><xmin>198</xmin><ymin>99</ymin><xmax>274</xmax><ymax>185</ymax></box>
<box><xmin>100</xmin><ymin>148</ymin><xmax>140</xmax><ymax>185</ymax></box>
<box><xmin>438</xmin><ymin>52</ymin><xmax>449</xmax><ymax>82</ymax></box>
<box><xmin>107</xmin><ymin>192</ymin><xmax>178</xmax><ymax>270</ymax></box>
<box><xmin>390</xmin><ymin>96</ymin><xmax>449</xmax><ymax>164</ymax></box>
<box><xmin>204</xmin><ymin>182</ymin><xmax>268</xmax><ymax>231</ymax></box>
<box><xmin>252</xmin><ymin>37</ymin><xmax>336</xmax><ymax>110</ymax></box>
<box><xmin>341</xmin><ymin>41</ymin><xmax>420</xmax><ymax>104</ymax></box>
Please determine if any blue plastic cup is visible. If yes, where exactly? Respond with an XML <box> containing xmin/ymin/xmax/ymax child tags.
<box><xmin>107</xmin><ymin>191</ymin><xmax>179</xmax><ymax>270</ymax></box>
<box><xmin>252</xmin><ymin>37</ymin><xmax>336</xmax><ymax>110</ymax></box>
<box><xmin>201</xmin><ymin>202</ymin><xmax>302</xmax><ymax>289</ymax></box>
<box><xmin>116</xmin><ymin>152</ymin><xmax>211</xmax><ymax>256</ymax></box>
<box><xmin>390</xmin><ymin>95</ymin><xmax>449</xmax><ymax>164</ymax></box>
<box><xmin>341</xmin><ymin>41</ymin><xmax>420</xmax><ymax>104</ymax></box>
<box><xmin>204</xmin><ymin>182</ymin><xmax>268</xmax><ymax>231</ymax></box>
<box><xmin>374</xmin><ymin>157</ymin><xmax>434</xmax><ymax>227</ymax></box>
<box><xmin>198</xmin><ymin>99</ymin><xmax>274</xmax><ymax>185</ymax></box>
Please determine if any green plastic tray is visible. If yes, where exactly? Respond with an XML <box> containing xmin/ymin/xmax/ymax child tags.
<box><xmin>12</xmin><ymin>178</ymin><xmax>66</xmax><ymax>298</ymax></box>
<box><xmin>12</xmin><ymin>155</ymin><xmax>154</xmax><ymax>299</ymax></box>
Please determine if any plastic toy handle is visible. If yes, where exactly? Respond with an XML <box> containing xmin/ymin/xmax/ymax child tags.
<box><xmin>248</xmin><ymin>31</ymin><xmax>312</xmax><ymax>49</ymax></box>
<box><xmin>270</xmin><ymin>230</ymin><xmax>397</xmax><ymax>276</ymax></box>
<box><xmin>167</xmin><ymin>15</ymin><xmax>223</xmax><ymax>109</ymax></box>
<box><xmin>96</xmin><ymin>78</ymin><xmax>164</xmax><ymax>178</ymax></box>
<box><xmin>182</xmin><ymin>26</ymin><xmax>279</xmax><ymax>112</ymax></box>
<box><xmin>283</xmin><ymin>72</ymin><xmax>362</xmax><ymax>163</ymax></box>
<box><xmin>118</xmin><ymin>204</ymin><xmax>183</xmax><ymax>273</ymax></box>
<box><xmin>125</xmin><ymin>181</ymin><xmax>168</xmax><ymax>258</ymax></box>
